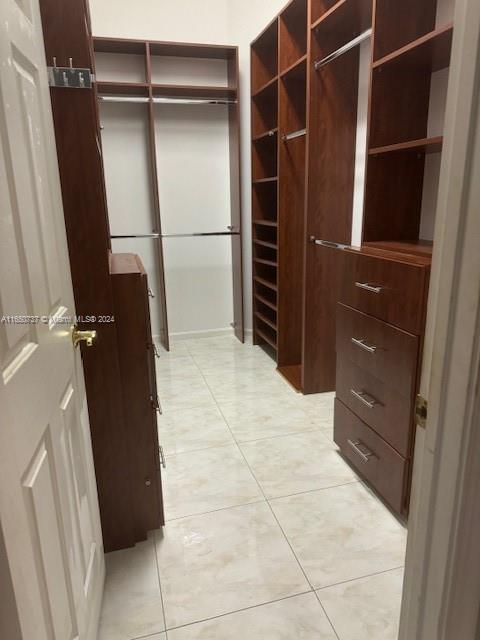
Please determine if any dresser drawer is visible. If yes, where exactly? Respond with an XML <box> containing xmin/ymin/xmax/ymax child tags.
<box><xmin>337</xmin><ymin>303</ymin><xmax>419</xmax><ymax>400</ymax></box>
<box><xmin>334</xmin><ymin>399</ymin><xmax>408</xmax><ymax>515</ymax></box>
<box><xmin>340</xmin><ymin>250</ymin><xmax>428</xmax><ymax>334</ymax></box>
<box><xmin>336</xmin><ymin>358</ymin><xmax>413</xmax><ymax>456</ymax></box>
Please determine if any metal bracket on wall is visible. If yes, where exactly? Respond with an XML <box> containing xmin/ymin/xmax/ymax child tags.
<box><xmin>48</xmin><ymin>60</ymin><xmax>93</xmax><ymax>89</ymax></box>
<box><xmin>309</xmin><ymin>237</ymin><xmax>351</xmax><ymax>250</ymax></box>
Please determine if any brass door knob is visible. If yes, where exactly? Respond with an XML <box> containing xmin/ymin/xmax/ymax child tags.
<box><xmin>72</xmin><ymin>327</ymin><xmax>97</xmax><ymax>348</ymax></box>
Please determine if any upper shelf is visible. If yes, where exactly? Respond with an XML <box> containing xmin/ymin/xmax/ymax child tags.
<box><xmin>94</xmin><ymin>37</ymin><xmax>237</xmax><ymax>60</ymax></box>
<box><xmin>152</xmin><ymin>84</ymin><xmax>237</xmax><ymax>100</ymax></box>
<box><xmin>369</xmin><ymin>136</ymin><xmax>443</xmax><ymax>156</ymax></box>
<box><xmin>311</xmin><ymin>0</ymin><xmax>372</xmax><ymax>36</ymax></box>
<box><xmin>373</xmin><ymin>24</ymin><xmax>453</xmax><ymax>74</ymax></box>
<box><xmin>96</xmin><ymin>81</ymin><xmax>149</xmax><ymax>97</ymax></box>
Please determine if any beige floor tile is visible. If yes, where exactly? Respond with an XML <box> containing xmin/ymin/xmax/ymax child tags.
<box><xmin>156</xmin><ymin>502</ymin><xmax>310</xmax><ymax>629</ymax></box>
<box><xmin>158</xmin><ymin>405</ymin><xmax>234</xmax><ymax>456</ymax></box>
<box><xmin>240</xmin><ymin>431</ymin><xmax>358</xmax><ymax>498</ymax></box>
<box><xmin>168</xmin><ymin>593</ymin><xmax>337</xmax><ymax>639</ymax></box>
<box><xmin>163</xmin><ymin>444</ymin><xmax>263</xmax><ymax>520</ymax></box>
<box><xmin>98</xmin><ymin>537</ymin><xmax>165</xmax><ymax>640</ymax></box>
<box><xmin>160</xmin><ymin>376</ymin><xmax>215</xmax><ymax>413</ymax></box>
<box><xmin>218</xmin><ymin>395</ymin><xmax>319</xmax><ymax>443</ymax></box>
<box><xmin>317</xmin><ymin>568</ymin><xmax>404</xmax><ymax>640</ymax></box>
<box><xmin>271</xmin><ymin>483</ymin><xmax>406</xmax><ymax>589</ymax></box>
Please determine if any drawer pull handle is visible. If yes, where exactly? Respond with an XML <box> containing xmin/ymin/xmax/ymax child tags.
<box><xmin>159</xmin><ymin>445</ymin><xmax>167</xmax><ymax>469</ymax></box>
<box><xmin>348</xmin><ymin>439</ymin><xmax>374</xmax><ymax>464</ymax></box>
<box><xmin>350</xmin><ymin>388</ymin><xmax>378</xmax><ymax>409</ymax></box>
<box><xmin>355</xmin><ymin>281</ymin><xmax>384</xmax><ymax>294</ymax></box>
<box><xmin>351</xmin><ymin>337</ymin><xmax>377</xmax><ymax>353</ymax></box>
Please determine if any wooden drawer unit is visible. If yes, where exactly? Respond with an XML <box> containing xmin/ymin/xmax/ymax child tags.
<box><xmin>337</xmin><ymin>303</ymin><xmax>419</xmax><ymax>400</ymax></box>
<box><xmin>340</xmin><ymin>249</ymin><xmax>429</xmax><ymax>334</ymax></box>
<box><xmin>111</xmin><ymin>253</ymin><xmax>165</xmax><ymax>539</ymax></box>
<box><xmin>336</xmin><ymin>358</ymin><xmax>413</xmax><ymax>456</ymax></box>
<box><xmin>334</xmin><ymin>399</ymin><xmax>408</xmax><ymax>515</ymax></box>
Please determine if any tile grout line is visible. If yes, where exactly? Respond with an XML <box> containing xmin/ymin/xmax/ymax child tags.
<box><xmin>152</xmin><ymin>532</ymin><xmax>169</xmax><ymax>640</ymax></box>
<box><xmin>161</xmin><ymin>590</ymin><xmax>315</xmax><ymax>635</ymax></box>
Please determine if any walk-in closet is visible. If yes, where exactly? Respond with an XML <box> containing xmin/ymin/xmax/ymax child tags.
<box><xmin>94</xmin><ymin>38</ymin><xmax>244</xmax><ymax>347</ymax></box>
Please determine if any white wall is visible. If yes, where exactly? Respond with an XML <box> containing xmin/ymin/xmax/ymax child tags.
<box><xmin>89</xmin><ymin>0</ymin><xmax>287</xmax><ymax>334</ymax></box>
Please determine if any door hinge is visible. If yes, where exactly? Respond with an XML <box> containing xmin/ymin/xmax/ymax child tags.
<box><xmin>415</xmin><ymin>395</ymin><xmax>428</xmax><ymax>429</ymax></box>
<box><xmin>48</xmin><ymin>66</ymin><xmax>93</xmax><ymax>89</ymax></box>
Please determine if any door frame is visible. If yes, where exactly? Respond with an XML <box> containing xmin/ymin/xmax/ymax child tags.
<box><xmin>399</xmin><ymin>0</ymin><xmax>480</xmax><ymax>637</ymax></box>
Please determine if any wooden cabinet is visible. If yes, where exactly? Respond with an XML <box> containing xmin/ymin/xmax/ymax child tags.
<box><xmin>110</xmin><ymin>254</ymin><xmax>165</xmax><ymax>537</ymax></box>
<box><xmin>335</xmin><ymin>248</ymin><xmax>430</xmax><ymax>515</ymax></box>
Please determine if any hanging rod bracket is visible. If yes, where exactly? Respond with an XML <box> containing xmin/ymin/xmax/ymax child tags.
<box><xmin>282</xmin><ymin>128</ymin><xmax>307</xmax><ymax>142</ymax></box>
<box><xmin>314</xmin><ymin>29</ymin><xmax>372</xmax><ymax>71</ymax></box>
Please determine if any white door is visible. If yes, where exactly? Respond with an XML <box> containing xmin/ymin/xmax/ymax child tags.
<box><xmin>0</xmin><ymin>1</ymin><xmax>105</xmax><ymax>640</ymax></box>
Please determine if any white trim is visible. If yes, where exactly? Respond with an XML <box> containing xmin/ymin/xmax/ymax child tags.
<box><xmin>400</xmin><ymin>0</ymin><xmax>480</xmax><ymax>637</ymax></box>
<box><xmin>168</xmin><ymin>327</ymin><xmax>235</xmax><ymax>342</ymax></box>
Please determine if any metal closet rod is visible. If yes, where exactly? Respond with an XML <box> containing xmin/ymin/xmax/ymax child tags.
<box><xmin>314</xmin><ymin>28</ymin><xmax>372</xmax><ymax>71</ymax></box>
<box><xmin>98</xmin><ymin>95</ymin><xmax>237</xmax><ymax>105</ymax></box>
<box><xmin>111</xmin><ymin>231</ymin><xmax>240</xmax><ymax>239</ymax></box>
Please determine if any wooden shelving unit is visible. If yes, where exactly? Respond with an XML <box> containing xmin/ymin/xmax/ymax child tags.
<box><xmin>251</xmin><ymin>0</ymin><xmax>307</xmax><ymax>367</ymax></box>
<box><xmin>363</xmin><ymin>3</ymin><xmax>454</xmax><ymax>246</ymax></box>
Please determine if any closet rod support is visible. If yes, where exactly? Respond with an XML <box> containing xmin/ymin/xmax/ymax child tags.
<box><xmin>282</xmin><ymin>128</ymin><xmax>307</xmax><ymax>142</ymax></box>
<box><xmin>309</xmin><ymin>237</ymin><xmax>351</xmax><ymax>251</ymax></box>
<box><xmin>314</xmin><ymin>29</ymin><xmax>372</xmax><ymax>71</ymax></box>
<box><xmin>152</xmin><ymin>97</ymin><xmax>237</xmax><ymax>106</ymax></box>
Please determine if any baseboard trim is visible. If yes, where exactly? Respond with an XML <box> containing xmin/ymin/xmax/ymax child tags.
<box><xmin>169</xmin><ymin>327</ymin><xmax>235</xmax><ymax>342</ymax></box>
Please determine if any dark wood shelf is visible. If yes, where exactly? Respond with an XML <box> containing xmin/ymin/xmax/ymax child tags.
<box><xmin>369</xmin><ymin>136</ymin><xmax>443</xmax><ymax>156</ymax></box>
<box><xmin>96</xmin><ymin>81</ymin><xmax>149</xmax><ymax>96</ymax></box>
<box><xmin>255</xmin><ymin>326</ymin><xmax>278</xmax><ymax>350</ymax></box>
<box><xmin>253</xmin><ymin>220</ymin><xmax>278</xmax><ymax>227</ymax></box>
<box><xmin>94</xmin><ymin>37</ymin><xmax>236</xmax><ymax>60</ymax></box>
<box><xmin>252</xmin><ymin>75</ymin><xmax>279</xmax><ymax>99</ymax></box>
<box><xmin>254</xmin><ymin>239</ymin><xmax>278</xmax><ymax>250</ymax></box>
<box><xmin>254</xmin><ymin>257</ymin><xmax>278</xmax><ymax>267</ymax></box>
<box><xmin>280</xmin><ymin>54</ymin><xmax>308</xmax><ymax>79</ymax></box>
<box><xmin>362</xmin><ymin>240</ymin><xmax>433</xmax><ymax>259</ymax></box>
<box><xmin>253</xmin><ymin>177</ymin><xmax>278</xmax><ymax>185</ymax></box>
<box><xmin>373</xmin><ymin>24</ymin><xmax>453</xmax><ymax>73</ymax></box>
<box><xmin>254</xmin><ymin>275</ymin><xmax>278</xmax><ymax>291</ymax></box>
<box><xmin>255</xmin><ymin>311</ymin><xmax>277</xmax><ymax>331</ymax></box>
<box><xmin>254</xmin><ymin>292</ymin><xmax>277</xmax><ymax>311</ymax></box>
<box><xmin>252</xmin><ymin>128</ymin><xmax>278</xmax><ymax>142</ymax></box>
<box><xmin>278</xmin><ymin>364</ymin><xmax>302</xmax><ymax>391</ymax></box>
<box><xmin>152</xmin><ymin>84</ymin><xmax>237</xmax><ymax>99</ymax></box>
<box><xmin>311</xmin><ymin>0</ymin><xmax>372</xmax><ymax>35</ymax></box>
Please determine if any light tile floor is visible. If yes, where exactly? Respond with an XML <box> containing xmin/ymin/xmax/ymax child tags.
<box><xmin>99</xmin><ymin>335</ymin><xmax>407</xmax><ymax>640</ymax></box>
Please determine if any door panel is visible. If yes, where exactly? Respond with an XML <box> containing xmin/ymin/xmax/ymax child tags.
<box><xmin>0</xmin><ymin>2</ymin><xmax>104</xmax><ymax>639</ymax></box>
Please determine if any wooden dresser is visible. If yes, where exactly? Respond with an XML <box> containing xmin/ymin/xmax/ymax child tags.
<box><xmin>334</xmin><ymin>247</ymin><xmax>431</xmax><ymax>516</ymax></box>
<box><xmin>110</xmin><ymin>254</ymin><xmax>165</xmax><ymax>537</ymax></box>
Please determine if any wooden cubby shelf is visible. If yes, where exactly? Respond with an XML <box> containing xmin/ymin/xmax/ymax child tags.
<box><xmin>280</xmin><ymin>54</ymin><xmax>308</xmax><ymax>79</ymax></box>
<box><xmin>254</xmin><ymin>276</ymin><xmax>278</xmax><ymax>291</ymax></box>
<box><xmin>252</xmin><ymin>75</ymin><xmax>279</xmax><ymax>99</ymax></box>
<box><xmin>253</xmin><ymin>220</ymin><xmax>278</xmax><ymax>227</ymax></box>
<box><xmin>373</xmin><ymin>23</ymin><xmax>454</xmax><ymax>72</ymax></box>
<box><xmin>363</xmin><ymin>240</ymin><xmax>434</xmax><ymax>259</ymax></box>
<box><xmin>255</xmin><ymin>326</ymin><xmax>278</xmax><ymax>350</ymax></box>
<box><xmin>96</xmin><ymin>82</ymin><xmax>150</xmax><ymax>96</ymax></box>
<box><xmin>253</xmin><ymin>177</ymin><xmax>278</xmax><ymax>184</ymax></box>
<box><xmin>151</xmin><ymin>85</ymin><xmax>237</xmax><ymax>99</ymax></box>
<box><xmin>254</xmin><ymin>239</ymin><xmax>278</xmax><ymax>250</ymax></box>
<box><xmin>254</xmin><ymin>293</ymin><xmax>278</xmax><ymax>311</ymax></box>
<box><xmin>255</xmin><ymin>311</ymin><xmax>277</xmax><ymax>331</ymax></box>
<box><xmin>311</xmin><ymin>0</ymin><xmax>372</xmax><ymax>36</ymax></box>
<box><xmin>254</xmin><ymin>257</ymin><xmax>278</xmax><ymax>267</ymax></box>
<box><xmin>369</xmin><ymin>136</ymin><xmax>443</xmax><ymax>156</ymax></box>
